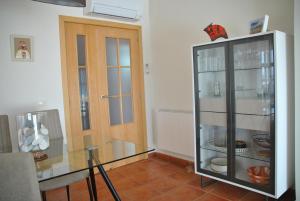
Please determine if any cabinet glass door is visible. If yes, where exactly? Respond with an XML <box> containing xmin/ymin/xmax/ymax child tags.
<box><xmin>231</xmin><ymin>35</ymin><xmax>274</xmax><ymax>193</ymax></box>
<box><xmin>194</xmin><ymin>44</ymin><xmax>228</xmax><ymax>177</ymax></box>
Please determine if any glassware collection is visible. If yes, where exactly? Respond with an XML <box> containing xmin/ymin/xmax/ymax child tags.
<box><xmin>233</xmin><ymin>40</ymin><xmax>274</xmax><ymax>99</ymax></box>
<box><xmin>198</xmin><ymin>47</ymin><xmax>225</xmax><ymax>72</ymax></box>
<box><xmin>233</xmin><ymin>40</ymin><xmax>271</xmax><ymax>70</ymax></box>
<box><xmin>196</xmin><ymin>38</ymin><xmax>273</xmax><ymax>189</ymax></box>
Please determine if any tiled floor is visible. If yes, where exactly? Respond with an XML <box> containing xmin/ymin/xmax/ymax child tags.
<box><xmin>46</xmin><ymin>156</ymin><xmax>293</xmax><ymax>201</ymax></box>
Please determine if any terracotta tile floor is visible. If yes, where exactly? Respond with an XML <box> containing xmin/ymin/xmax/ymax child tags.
<box><xmin>45</xmin><ymin>156</ymin><xmax>293</xmax><ymax>201</ymax></box>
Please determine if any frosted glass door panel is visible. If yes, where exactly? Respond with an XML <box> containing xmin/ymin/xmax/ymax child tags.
<box><xmin>77</xmin><ymin>35</ymin><xmax>90</xmax><ymax>130</ymax></box>
<box><xmin>105</xmin><ymin>37</ymin><xmax>134</xmax><ymax>126</ymax></box>
<box><xmin>107</xmin><ymin>68</ymin><xmax>120</xmax><ymax>96</ymax></box>
<box><xmin>77</xmin><ymin>35</ymin><xmax>86</xmax><ymax>66</ymax></box>
<box><xmin>109</xmin><ymin>97</ymin><xmax>121</xmax><ymax>125</ymax></box>
<box><xmin>78</xmin><ymin>69</ymin><xmax>90</xmax><ymax>130</ymax></box>
<box><xmin>121</xmin><ymin>68</ymin><xmax>132</xmax><ymax>94</ymax></box>
<box><xmin>119</xmin><ymin>39</ymin><xmax>131</xmax><ymax>66</ymax></box>
<box><xmin>122</xmin><ymin>96</ymin><xmax>133</xmax><ymax>123</ymax></box>
<box><xmin>106</xmin><ymin>38</ymin><xmax>118</xmax><ymax>66</ymax></box>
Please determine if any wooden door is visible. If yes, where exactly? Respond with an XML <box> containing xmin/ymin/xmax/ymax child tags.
<box><xmin>64</xmin><ymin>22</ymin><xmax>101</xmax><ymax>150</ymax></box>
<box><xmin>62</xmin><ymin>17</ymin><xmax>147</xmax><ymax>162</ymax></box>
<box><xmin>92</xmin><ymin>25</ymin><xmax>147</xmax><ymax>161</ymax></box>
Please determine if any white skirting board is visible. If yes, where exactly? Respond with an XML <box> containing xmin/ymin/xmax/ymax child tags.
<box><xmin>156</xmin><ymin>109</ymin><xmax>194</xmax><ymax>158</ymax></box>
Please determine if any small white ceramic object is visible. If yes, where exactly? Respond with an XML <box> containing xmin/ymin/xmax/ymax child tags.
<box><xmin>18</xmin><ymin>129</ymin><xmax>23</xmax><ymax>146</ymax></box>
<box><xmin>32</xmin><ymin>145</ymin><xmax>40</xmax><ymax>151</ymax></box>
<box><xmin>20</xmin><ymin>144</ymin><xmax>33</xmax><ymax>152</ymax></box>
<box><xmin>23</xmin><ymin>127</ymin><xmax>34</xmax><ymax>136</ymax></box>
<box><xmin>39</xmin><ymin>139</ymin><xmax>49</xmax><ymax>150</ymax></box>
<box><xmin>40</xmin><ymin>128</ymin><xmax>49</xmax><ymax>135</ymax></box>
<box><xmin>32</xmin><ymin>136</ymin><xmax>43</xmax><ymax>146</ymax></box>
<box><xmin>210</xmin><ymin>157</ymin><xmax>227</xmax><ymax>173</ymax></box>
<box><xmin>18</xmin><ymin>129</ymin><xmax>23</xmax><ymax>138</ymax></box>
<box><xmin>24</xmin><ymin>135</ymin><xmax>35</xmax><ymax>146</ymax></box>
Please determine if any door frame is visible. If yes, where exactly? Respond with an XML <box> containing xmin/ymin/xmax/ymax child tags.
<box><xmin>59</xmin><ymin>16</ymin><xmax>147</xmax><ymax>151</ymax></box>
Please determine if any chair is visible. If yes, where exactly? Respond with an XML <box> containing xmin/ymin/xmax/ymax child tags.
<box><xmin>0</xmin><ymin>152</ymin><xmax>42</xmax><ymax>201</ymax></box>
<box><xmin>33</xmin><ymin>109</ymin><xmax>93</xmax><ymax>201</ymax></box>
<box><xmin>0</xmin><ymin>115</ymin><xmax>12</xmax><ymax>153</ymax></box>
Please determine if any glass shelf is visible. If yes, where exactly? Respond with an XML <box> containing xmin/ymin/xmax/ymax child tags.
<box><xmin>198</xmin><ymin>69</ymin><xmax>225</xmax><ymax>74</ymax></box>
<box><xmin>235</xmin><ymin>149</ymin><xmax>270</xmax><ymax>163</ymax></box>
<box><xmin>234</xmin><ymin>63</ymin><xmax>274</xmax><ymax>71</ymax></box>
<box><xmin>200</xmin><ymin>145</ymin><xmax>227</xmax><ymax>154</ymax></box>
<box><xmin>235</xmin><ymin>88</ymin><xmax>256</xmax><ymax>92</ymax></box>
<box><xmin>201</xmin><ymin>144</ymin><xmax>270</xmax><ymax>163</ymax></box>
<box><xmin>199</xmin><ymin>110</ymin><xmax>226</xmax><ymax>114</ymax></box>
<box><xmin>234</xmin><ymin>112</ymin><xmax>274</xmax><ymax>117</ymax></box>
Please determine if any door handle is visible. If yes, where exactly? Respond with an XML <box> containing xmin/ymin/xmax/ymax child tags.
<box><xmin>100</xmin><ymin>95</ymin><xmax>110</xmax><ymax>99</ymax></box>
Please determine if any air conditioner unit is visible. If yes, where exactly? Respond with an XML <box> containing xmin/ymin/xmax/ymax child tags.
<box><xmin>84</xmin><ymin>0</ymin><xmax>140</xmax><ymax>21</ymax></box>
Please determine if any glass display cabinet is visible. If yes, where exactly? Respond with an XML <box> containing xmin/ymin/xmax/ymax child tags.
<box><xmin>192</xmin><ymin>31</ymin><xmax>293</xmax><ymax>199</ymax></box>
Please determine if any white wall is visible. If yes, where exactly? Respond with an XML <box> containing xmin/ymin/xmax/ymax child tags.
<box><xmin>149</xmin><ymin>0</ymin><xmax>294</xmax><ymax>158</ymax></box>
<box><xmin>294</xmin><ymin>0</ymin><xmax>300</xmax><ymax>199</ymax></box>
<box><xmin>0</xmin><ymin>0</ymin><xmax>153</xmax><ymax>151</ymax></box>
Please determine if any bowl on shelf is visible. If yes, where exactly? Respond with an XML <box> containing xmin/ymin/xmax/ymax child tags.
<box><xmin>256</xmin><ymin>150</ymin><xmax>271</xmax><ymax>158</ymax></box>
<box><xmin>235</xmin><ymin>140</ymin><xmax>247</xmax><ymax>148</ymax></box>
<box><xmin>252</xmin><ymin>134</ymin><xmax>271</xmax><ymax>149</ymax></box>
<box><xmin>247</xmin><ymin>166</ymin><xmax>270</xmax><ymax>185</ymax></box>
<box><xmin>210</xmin><ymin>157</ymin><xmax>227</xmax><ymax>173</ymax></box>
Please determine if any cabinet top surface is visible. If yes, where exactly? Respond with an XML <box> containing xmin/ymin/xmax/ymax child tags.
<box><xmin>193</xmin><ymin>30</ymin><xmax>284</xmax><ymax>48</ymax></box>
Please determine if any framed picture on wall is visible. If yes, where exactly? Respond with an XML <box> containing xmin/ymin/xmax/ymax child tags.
<box><xmin>10</xmin><ymin>35</ymin><xmax>33</xmax><ymax>62</ymax></box>
<box><xmin>249</xmin><ymin>15</ymin><xmax>269</xmax><ymax>34</ymax></box>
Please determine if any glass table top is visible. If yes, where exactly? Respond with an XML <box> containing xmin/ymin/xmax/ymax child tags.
<box><xmin>35</xmin><ymin>139</ymin><xmax>154</xmax><ymax>182</ymax></box>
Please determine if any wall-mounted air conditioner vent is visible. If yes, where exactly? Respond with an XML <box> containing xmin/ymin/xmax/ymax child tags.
<box><xmin>84</xmin><ymin>0</ymin><xmax>140</xmax><ymax>21</ymax></box>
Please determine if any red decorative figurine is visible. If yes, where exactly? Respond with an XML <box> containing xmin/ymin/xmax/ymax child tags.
<box><xmin>204</xmin><ymin>23</ymin><xmax>228</xmax><ymax>41</ymax></box>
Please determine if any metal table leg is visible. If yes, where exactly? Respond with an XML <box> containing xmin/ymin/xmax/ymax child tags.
<box><xmin>88</xmin><ymin>150</ymin><xmax>98</xmax><ymax>201</ymax></box>
<box><xmin>96</xmin><ymin>164</ymin><xmax>121</xmax><ymax>201</ymax></box>
<box><xmin>88</xmin><ymin>148</ymin><xmax>121</xmax><ymax>201</ymax></box>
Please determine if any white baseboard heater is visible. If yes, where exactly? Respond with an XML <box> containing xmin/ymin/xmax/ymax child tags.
<box><xmin>156</xmin><ymin>109</ymin><xmax>194</xmax><ymax>158</ymax></box>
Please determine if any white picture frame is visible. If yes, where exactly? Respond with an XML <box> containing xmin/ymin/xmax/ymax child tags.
<box><xmin>249</xmin><ymin>15</ymin><xmax>269</xmax><ymax>34</ymax></box>
<box><xmin>10</xmin><ymin>35</ymin><xmax>34</xmax><ymax>62</ymax></box>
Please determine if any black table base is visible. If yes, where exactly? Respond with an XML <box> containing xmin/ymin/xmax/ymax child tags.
<box><xmin>88</xmin><ymin>148</ymin><xmax>121</xmax><ymax>201</ymax></box>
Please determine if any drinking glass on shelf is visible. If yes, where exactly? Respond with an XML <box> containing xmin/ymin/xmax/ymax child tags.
<box><xmin>221</xmin><ymin>52</ymin><xmax>225</xmax><ymax>70</ymax></box>
<box><xmin>233</xmin><ymin>50</ymin><xmax>238</xmax><ymax>69</ymax></box>
<box><xmin>217</xmin><ymin>56</ymin><xmax>222</xmax><ymax>71</ymax></box>
<box><xmin>198</xmin><ymin>50</ymin><xmax>204</xmax><ymax>72</ymax></box>
<box><xmin>253</xmin><ymin>42</ymin><xmax>260</xmax><ymax>68</ymax></box>
<box><xmin>264</xmin><ymin>47</ymin><xmax>270</xmax><ymax>66</ymax></box>
<box><xmin>235</xmin><ymin>46</ymin><xmax>242</xmax><ymax>69</ymax></box>
<box><xmin>208</xmin><ymin>50</ymin><xmax>213</xmax><ymax>71</ymax></box>
<box><xmin>245</xmin><ymin>46</ymin><xmax>251</xmax><ymax>69</ymax></box>
<box><xmin>250</xmin><ymin>42</ymin><xmax>256</xmax><ymax>68</ymax></box>
<box><xmin>256</xmin><ymin>70</ymin><xmax>263</xmax><ymax>97</ymax></box>
<box><xmin>213</xmin><ymin>56</ymin><xmax>218</xmax><ymax>71</ymax></box>
<box><xmin>197</xmin><ymin>51</ymin><xmax>201</xmax><ymax>72</ymax></box>
<box><xmin>203</xmin><ymin>50</ymin><xmax>208</xmax><ymax>72</ymax></box>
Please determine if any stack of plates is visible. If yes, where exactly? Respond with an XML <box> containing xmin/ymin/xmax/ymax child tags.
<box><xmin>210</xmin><ymin>157</ymin><xmax>227</xmax><ymax>173</ymax></box>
